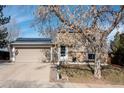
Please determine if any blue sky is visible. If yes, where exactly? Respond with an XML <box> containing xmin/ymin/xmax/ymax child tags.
<box><xmin>2</xmin><ymin>5</ymin><xmax>124</xmax><ymax>40</ymax></box>
<box><xmin>3</xmin><ymin>5</ymin><xmax>40</xmax><ymax>38</ymax></box>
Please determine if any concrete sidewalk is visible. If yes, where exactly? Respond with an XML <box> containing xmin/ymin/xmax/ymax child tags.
<box><xmin>0</xmin><ymin>81</ymin><xmax>124</xmax><ymax>88</ymax></box>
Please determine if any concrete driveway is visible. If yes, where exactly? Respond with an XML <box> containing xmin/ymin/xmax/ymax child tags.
<box><xmin>0</xmin><ymin>62</ymin><xmax>51</xmax><ymax>87</ymax></box>
<box><xmin>0</xmin><ymin>62</ymin><xmax>124</xmax><ymax>88</ymax></box>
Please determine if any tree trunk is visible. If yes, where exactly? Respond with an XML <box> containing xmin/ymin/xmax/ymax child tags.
<box><xmin>94</xmin><ymin>52</ymin><xmax>101</xmax><ymax>79</ymax></box>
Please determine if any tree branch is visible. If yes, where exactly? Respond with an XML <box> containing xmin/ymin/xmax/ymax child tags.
<box><xmin>49</xmin><ymin>5</ymin><xmax>95</xmax><ymax>43</ymax></box>
<box><xmin>106</xmin><ymin>6</ymin><xmax>124</xmax><ymax>36</ymax></box>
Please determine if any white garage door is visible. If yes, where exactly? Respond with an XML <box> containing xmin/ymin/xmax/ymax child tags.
<box><xmin>15</xmin><ymin>48</ymin><xmax>48</xmax><ymax>63</ymax></box>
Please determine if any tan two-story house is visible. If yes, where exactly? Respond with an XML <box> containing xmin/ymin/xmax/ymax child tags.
<box><xmin>10</xmin><ymin>31</ymin><xmax>108</xmax><ymax>64</ymax></box>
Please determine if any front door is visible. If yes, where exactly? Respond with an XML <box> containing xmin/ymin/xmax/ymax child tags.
<box><xmin>59</xmin><ymin>45</ymin><xmax>68</xmax><ymax>62</ymax></box>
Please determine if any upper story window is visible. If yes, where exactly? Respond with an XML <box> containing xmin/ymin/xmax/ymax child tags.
<box><xmin>60</xmin><ymin>45</ymin><xmax>66</xmax><ymax>56</ymax></box>
<box><xmin>88</xmin><ymin>54</ymin><xmax>95</xmax><ymax>59</ymax></box>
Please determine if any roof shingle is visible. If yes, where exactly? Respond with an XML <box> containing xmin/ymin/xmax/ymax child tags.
<box><xmin>15</xmin><ymin>38</ymin><xmax>52</xmax><ymax>43</ymax></box>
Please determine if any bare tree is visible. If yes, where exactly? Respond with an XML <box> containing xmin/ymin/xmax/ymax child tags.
<box><xmin>7</xmin><ymin>19</ymin><xmax>20</xmax><ymax>42</ymax></box>
<box><xmin>36</xmin><ymin>5</ymin><xmax>124</xmax><ymax>79</ymax></box>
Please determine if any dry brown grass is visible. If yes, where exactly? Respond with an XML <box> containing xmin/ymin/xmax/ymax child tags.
<box><xmin>60</xmin><ymin>64</ymin><xmax>124</xmax><ymax>85</ymax></box>
<box><xmin>102</xmin><ymin>65</ymin><xmax>124</xmax><ymax>85</ymax></box>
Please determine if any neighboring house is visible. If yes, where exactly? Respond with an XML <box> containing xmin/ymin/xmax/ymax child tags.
<box><xmin>10</xmin><ymin>31</ymin><xmax>108</xmax><ymax>64</ymax></box>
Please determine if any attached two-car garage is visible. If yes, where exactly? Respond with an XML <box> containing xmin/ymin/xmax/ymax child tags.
<box><xmin>15</xmin><ymin>48</ymin><xmax>49</xmax><ymax>63</ymax></box>
<box><xmin>10</xmin><ymin>38</ymin><xmax>53</xmax><ymax>63</ymax></box>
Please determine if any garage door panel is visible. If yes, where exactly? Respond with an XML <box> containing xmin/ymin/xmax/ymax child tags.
<box><xmin>15</xmin><ymin>49</ymin><xmax>48</xmax><ymax>63</ymax></box>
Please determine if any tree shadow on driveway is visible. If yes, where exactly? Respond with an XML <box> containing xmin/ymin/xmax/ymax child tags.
<box><xmin>35</xmin><ymin>64</ymin><xmax>50</xmax><ymax>70</ymax></box>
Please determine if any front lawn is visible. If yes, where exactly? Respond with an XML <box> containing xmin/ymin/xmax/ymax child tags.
<box><xmin>102</xmin><ymin>65</ymin><xmax>124</xmax><ymax>84</ymax></box>
<box><xmin>60</xmin><ymin>64</ymin><xmax>124</xmax><ymax>85</ymax></box>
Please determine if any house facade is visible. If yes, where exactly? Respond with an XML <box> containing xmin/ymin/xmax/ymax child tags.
<box><xmin>10</xmin><ymin>31</ymin><xmax>108</xmax><ymax>64</ymax></box>
<box><xmin>53</xmin><ymin>31</ymin><xmax>97</xmax><ymax>63</ymax></box>
<box><xmin>54</xmin><ymin>31</ymin><xmax>108</xmax><ymax>64</ymax></box>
